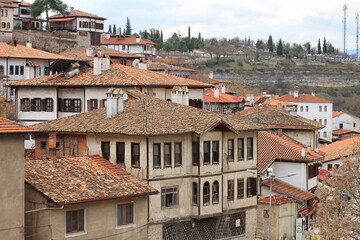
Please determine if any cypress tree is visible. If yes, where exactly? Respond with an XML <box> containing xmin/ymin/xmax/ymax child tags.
<box><xmin>318</xmin><ymin>38</ymin><xmax>321</xmax><ymax>54</ymax></box>
<box><xmin>125</xmin><ymin>17</ymin><xmax>132</xmax><ymax>35</ymax></box>
<box><xmin>188</xmin><ymin>26</ymin><xmax>191</xmax><ymax>39</ymax></box>
<box><xmin>276</xmin><ymin>39</ymin><xmax>283</xmax><ymax>56</ymax></box>
<box><xmin>323</xmin><ymin>37</ymin><xmax>327</xmax><ymax>54</ymax></box>
<box><xmin>113</xmin><ymin>24</ymin><xmax>116</xmax><ymax>35</ymax></box>
<box><xmin>268</xmin><ymin>35</ymin><xmax>273</xmax><ymax>53</ymax></box>
<box><xmin>160</xmin><ymin>30</ymin><xmax>163</xmax><ymax>42</ymax></box>
<box><xmin>108</xmin><ymin>25</ymin><xmax>112</xmax><ymax>34</ymax></box>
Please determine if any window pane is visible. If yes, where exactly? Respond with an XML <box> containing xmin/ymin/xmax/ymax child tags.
<box><xmin>164</xmin><ymin>143</ymin><xmax>171</xmax><ymax>167</ymax></box>
<box><xmin>116</xmin><ymin>142</ymin><xmax>125</xmax><ymax>164</ymax></box>
<box><xmin>78</xmin><ymin>210</ymin><xmax>84</xmax><ymax>231</ymax></box>
<box><xmin>117</xmin><ymin>205</ymin><xmax>122</xmax><ymax>225</ymax></box>
<box><xmin>66</xmin><ymin>211</ymin><xmax>71</xmax><ymax>233</ymax></box>
<box><xmin>203</xmin><ymin>141</ymin><xmax>210</xmax><ymax>164</ymax></box>
<box><xmin>247</xmin><ymin>138</ymin><xmax>253</xmax><ymax>160</ymax></box>
<box><xmin>175</xmin><ymin>142</ymin><xmax>182</xmax><ymax>166</ymax></box>
<box><xmin>122</xmin><ymin>205</ymin><xmax>127</xmax><ymax>225</ymax></box>
<box><xmin>228</xmin><ymin>139</ymin><xmax>234</xmax><ymax>161</ymax></box>
<box><xmin>71</xmin><ymin>211</ymin><xmax>77</xmax><ymax>231</ymax></box>
<box><xmin>192</xmin><ymin>142</ymin><xmax>199</xmax><ymax>165</ymax></box>
<box><xmin>238</xmin><ymin>138</ymin><xmax>244</xmax><ymax>160</ymax></box>
<box><xmin>212</xmin><ymin>141</ymin><xmax>219</xmax><ymax>164</ymax></box>
<box><xmin>237</xmin><ymin>179</ymin><xmax>244</xmax><ymax>199</ymax></box>
<box><xmin>153</xmin><ymin>143</ymin><xmax>161</xmax><ymax>168</ymax></box>
<box><xmin>128</xmin><ymin>204</ymin><xmax>134</xmax><ymax>223</ymax></box>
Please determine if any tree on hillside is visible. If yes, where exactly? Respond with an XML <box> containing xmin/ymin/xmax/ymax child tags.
<box><xmin>276</xmin><ymin>39</ymin><xmax>283</xmax><ymax>56</ymax></box>
<box><xmin>31</xmin><ymin>0</ymin><xmax>69</xmax><ymax>31</ymax></box>
<box><xmin>268</xmin><ymin>35</ymin><xmax>274</xmax><ymax>53</ymax></box>
<box><xmin>255</xmin><ymin>39</ymin><xmax>265</xmax><ymax>51</ymax></box>
<box><xmin>108</xmin><ymin>25</ymin><xmax>112</xmax><ymax>34</ymax></box>
<box><xmin>318</xmin><ymin>38</ymin><xmax>322</xmax><ymax>54</ymax></box>
<box><xmin>125</xmin><ymin>17</ymin><xmax>131</xmax><ymax>35</ymax></box>
<box><xmin>323</xmin><ymin>37</ymin><xmax>327</xmax><ymax>54</ymax></box>
<box><xmin>188</xmin><ymin>26</ymin><xmax>191</xmax><ymax>39</ymax></box>
<box><xmin>113</xmin><ymin>24</ymin><xmax>116</xmax><ymax>35</ymax></box>
<box><xmin>313</xmin><ymin>155</ymin><xmax>360</xmax><ymax>240</ymax></box>
<box><xmin>304</xmin><ymin>42</ymin><xmax>311</xmax><ymax>54</ymax></box>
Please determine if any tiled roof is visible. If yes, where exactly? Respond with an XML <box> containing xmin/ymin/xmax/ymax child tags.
<box><xmin>0</xmin><ymin>118</ymin><xmax>38</xmax><ymax>134</ymax></box>
<box><xmin>0</xmin><ymin>2</ymin><xmax>15</xmax><ymax>7</ymax></box>
<box><xmin>332</xmin><ymin>111</ymin><xmax>344</xmax><ymax>118</ymax></box>
<box><xmin>204</xmin><ymin>89</ymin><xmax>244</xmax><ymax>103</ymax></box>
<box><xmin>148</xmin><ymin>62</ymin><xmax>196</xmax><ymax>72</ymax></box>
<box><xmin>32</xmin><ymin>90</ymin><xmax>269</xmax><ymax>135</ymax></box>
<box><xmin>235</xmin><ymin>105</ymin><xmax>323</xmax><ymax>130</ymax></box>
<box><xmin>264</xmin><ymin>99</ymin><xmax>297</xmax><ymax>107</ymax></box>
<box><xmin>332</xmin><ymin>128</ymin><xmax>359</xmax><ymax>136</ymax></box>
<box><xmin>258</xmin><ymin>194</ymin><xmax>297</xmax><ymax>205</ymax></box>
<box><xmin>101</xmin><ymin>35</ymin><xmax>156</xmax><ymax>46</ymax></box>
<box><xmin>262</xmin><ymin>179</ymin><xmax>315</xmax><ymax>202</ymax></box>
<box><xmin>5</xmin><ymin>64</ymin><xmax>212</xmax><ymax>88</ymax></box>
<box><xmin>25</xmin><ymin>155</ymin><xmax>158</xmax><ymax>205</ymax></box>
<box><xmin>276</xmin><ymin>94</ymin><xmax>332</xmax><ymax>103</ymax></box>
<box><xmin>0</xmin><ymin>43</ymin><xmax>71</xmax><ymax>60</ymax></box>
<box><xmin>258</xmin><ymin>131</ymin><xmax>323</xmax><ymax>173</ymax></box>
<box><xmin>48</xmin><ymin>10</ymin><xmax>106</xmax><ymax>20</ymax></box>
<box><xmin>60</xmin><ymin>47</ymin><xmax>140</xmax><ymax>61</ymax></box>
<box><xmin>321</xmin><ymin>135</ymin><xmax>360</xmax><ymax>162</ymax></box>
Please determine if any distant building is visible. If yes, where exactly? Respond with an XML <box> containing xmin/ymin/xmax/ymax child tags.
<box><xmin>48</xmin><ymin>9</ymin><xmax>106</xmax><ymax>45</ymax></box>
<box><xmin>101</xmin><ymin>34</ymin><xmax>156</xmax><ymax>61</ymax></box>
<box><xmin>204</xmin><ymin>87</ymin><xmax>245</xmax><ymax>114</ymax></box>
<box><xmin>146</xmin><ymin>61</ymin><xmax>196</xmax><ymax>78</ymax></box>
<box><xmin>0</xmin><ymin>2</ymin><xmax>15</xmax><ymax>41</ymax></box>
<box><xmin>332</xmin><ymin>111</ymin><xmax>360</xmax><ymax>132</ymax></box>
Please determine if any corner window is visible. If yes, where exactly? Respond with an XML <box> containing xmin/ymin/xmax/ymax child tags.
<box><xmin>153</xmin><ymin>143</ymin><xmax>161</xmax><ymax>169</ymax></box>
<box><xmin>164</xmin><ymin>143</ymin><xmax>172</xmax><ymax>168</ymax></box>
<box><xmin>247</xmin><ymin>178</ymin><xmax>257</xmax><ymax>197</ymax></box>
<box><xmin>238</xmin><ymin>138</ymin><xmax>244</xmax><ymax>161</ymax></box>
<box><xmin>212</xmin><ymin>141</ymin><xmax>219</xmax><ymax>164</ymax></box>
<box><xmin>131</xmin><ymin>143</ymin><xmax>140</xmax><ymax>168</ymax></box>
<box><xmin>101</xmin><ymin>141</ymin><xmax>110</xmax><ymax>160</ymax></box>
<box><xmin>117</xmin><ymin>203</ymin><xmax>134</xmax><ymax>226</ymax></box>
<box><xmin>212</xmin><ymin>181</ymin><xmax>219</xmax><ymax>204</ymax></box>
<box><xmin>66</xmin><ymin>209</ymin><xmax>85</xmax><ymax>234</ymax></box>
<box><xmin>203</xmin><ymin>182</ymin><xmax>210</xmax><ymax>205</ymax></box>
<box><xmin>227</xmin><ymin>139</ymin><xmax>234</xmax><ymax>162</ymax></box>
<box><xmin>227</xmin><ymin>180</ymin><xmax>234</xmax><ymax>201</ymax></box>
<box><xmin>247</xmin><ymin>138</ymin><xmax>253</xmax><ymax>160</ymax></box>
<box><xmin>203</xmin><ymin>141</ymin><xmax>210</xmax><ymax>165</ymax></box>
<box><xmin>161</xmin><ymin>187</ymin><xmax>178</xmax><ymax>208</ymax></box>
<box><xmin>192</xmin><ymin>182</ymin><xmax>198</xmax><ymax>205</ymax></box>
<box><xmin>237</xmin><ymin>178</ymin><xmax>244</xmax><ymax>199</ymax></box>
<box><xmin>174</xmin><ymin>142</ymin><xmax>182</xmax><ymax>167</ymax></box>
<box><xmin>192</xmin><ymin>141</ymin><xmax>199</xmax><ymax>166</ymax></box>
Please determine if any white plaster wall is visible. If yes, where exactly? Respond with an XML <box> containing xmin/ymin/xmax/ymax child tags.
<box><xmin>321</xmin><ymin>159</ymin><xmax>343</xmax><ymax>171</ymax></box>
<box><xmin>333</xmin><ymin>113</ymin><xmax>360</xmax><ymax>132</ymax></box>
<box><xmin>142</xmin><ymin>87</ymin><xmax>166</xmax><ymax>100</ymax></box>
<box><xmin>17</xmin><ymin>87</ymin><xmax>57</xmax><ymax>121</ymax></box>
<box><xmin>58</xmin><ymin>87</ymin><xmax>85</xmax><ymax>118</ymax></box>
<box><xmin>283</xmin><ymin>130</ymin><xmax>315</xmax><ymax>148</ymax></box>
<box><xmin>272</xmin><ymin>162</ymin><xmax>307</xmax><ymax>190</ymax></box>
<box><xmin>308</xmin><ymin>176</ymin><xmax>317</xmax><ymax>190</ymax></box>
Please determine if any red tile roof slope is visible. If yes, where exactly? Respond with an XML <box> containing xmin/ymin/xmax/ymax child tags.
<box><xmin>0</xmin><ymin>118</ymin><xmax>38</xmax><ymax>134</ymax></box>
<box><xmin>258</xmin><ymin>194</ymin><xmax>297</xmax><ymax>205</ymax></box>
<box><xmin>48</xmin><ymin>10</ymin><xmax>106</xmax><ymax>20</ymax></box>
<box><xmin>276</xmin><ymin>94</ymin><xmax>332</xmax><ymax>103</ymax></box>
<box><xmin>25</xmin><ymin>155</ymin><xmax>158</xmax><ymax>205</ymax></box>
<box><xmin>5</xmin><ymin>64</ymin><xmax>212</xmax><ymax>88</ymax></box>
<box><xmin>332</xmin><ymin>111</ymin><xmax>344</xmax><ymax>118</ymax></box>
<box><xmin>60</xmin><ymin>47</ymin><xmax>140</xmax><ymax>61</ymax></box>
<box><xmin>101</xmin><ymin>35</ymin><xmax>156</xmax><ymax>46</ymax></box>
<box><xmin>332</xmin><ymin>128</ymin><xmax>359</xmax><ymax>136</ymax></box>
<box><xmin>204</xmin><ymin>89</ymin><xmax>244</xmax><ymax>103</ymax></box>
<box><xmin>31</xmin><ymin>89</ymin><xmax>270</xmax><ymax>135</ymax></box>
<box><xmin>0</xmin><ymin>43</ymin><xmax>71</xmax><ymax>60</ymax></box>
<box><xmin>258</xmin><ymin>131</ymin><xmax>323</xmax><ymax>173</ymax></box>
<box><xmin>321</xmin><ymin>135</ymin><xmax>360</xmax><ymax>162</ymax></box>
<box><xmin>262</xmin><ymin>179</ymin><xmax>315</xmax><ymax>202</ymax></box>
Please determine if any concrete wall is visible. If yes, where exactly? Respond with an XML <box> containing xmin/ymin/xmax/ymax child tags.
<box><xmin>272</xmin><ymin>162</ymin><xmax>307</xmax><ymax>190</ymax></box>
<box><xmin>0</xmin><ymin>135</ymin><xmax>25</xmax><ymax>240</ymax></box>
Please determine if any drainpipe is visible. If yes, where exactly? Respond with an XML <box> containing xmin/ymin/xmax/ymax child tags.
<box><xmin>197</xmin><ymin>136</ymin><xmax>201</xmax><ymax>218</ymax></box>
<box><xmin>221</xmin><ymin>131</ymin><xmax>224</xmax><ymax>214</ymax></box>
<box><xmin>146</xmin><ymin>137</ymin><xmax>150</xmax><ymax>236</ymax></box>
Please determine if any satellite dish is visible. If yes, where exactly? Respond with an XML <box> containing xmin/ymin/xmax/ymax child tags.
<box><xmin>252</xmin><ymin>117</ymin><xmax>259</xmax><ymax>123</ymax></box>
<box><xmin>132</xmin><ymin>59</ymin><xmax>140</xmax><ymax>68</ymax></box>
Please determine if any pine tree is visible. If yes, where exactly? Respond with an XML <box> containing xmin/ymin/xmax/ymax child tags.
<box><xmin>276</xmin><ymin>39</ymin><xmax>283</xmax><ymax>56</ymax></box>
<box><xmin>113</xmin><ymin>24</ymin><xmax>116</xmax><ymax>35</ymax></box>
<box><xmin>125</xmin><ymin>17</ymin><xmax>131</xmax><ymax>35</ymax></box>
<box><xmin>108</xmin><ymin>25</ymin><xmax>112</xmax><ymax>34</ymax></box>
<box><xmin>323</xmin><ymin>37</ymin><xmax>327</xmax><ymax>54</ymax></box>
<box><xmin>318</xmin><ymin>38</ymin><xmax>321</xmax><ymax>54</ymax></box>
<box><xmin>268</xmin><ymin>35</ymin><xmax>273</xmax><ymax>53</ymax></box>
<box><xmin>198</xmin><ymin>32</ymin><xmax>201</xmax><ymax>40</ymax></box>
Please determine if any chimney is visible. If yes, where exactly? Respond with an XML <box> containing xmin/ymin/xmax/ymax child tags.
<box><xmin>106</xmin><ymin>33</ymin><xmax>111</xmax><ymax>39</ymax></box>
<box><xmin>171</xmin><ymin>86</ymin><xmax>183</xmax><ymax>104</ymax></box>
<box><xmin>214</xmin><ymin>87</ymin><xmax>219</xmax><ymax>98</ymax></box>
<box><xmin>293</xmin><ymin>90</ymin><xmax>299</xmax><ymax>98</ymax></box>
<box><xmin>86</xmin><ymin>48</ymin><xmax>93</xmax><ymax>57</ymax></box>
<box><xmin>182</xmin><ymin>86</ymin><xmax>189</xmax><ymax>106</ymax></box>
<box><xmin>220</xmin><ymin>85</ymin><xmax>226</xmax><ymax>93</ymax></box>
<box><xmin>311</xmin><ymin>91</ymin><xmax>315</xmax><ymax>96</ymax></box>
<box><xmin>26</xmin><ymin>41</ymin><xmax>32</xmax><ymax>48</ymax></box>
<box><xmin>64</xmin><ymin>68</ymin><xmax>80</xmax><ymax>79</ymax></box>
<box><xmin>93</xmin><ymin>54</ymin><xmax>102</xmax><ymax>75</ymax></box>
<box><xmin>106</xmin><ymin>88</ymin><xmax>125</xmax><ymax>118</ymax></box>
<box><xmin>289</xmin><ymin>90</ymin><xmax>293</xmax><ymax>96</ymax></box>
<box><xmin>70</xmin><ymin>7</ymin><xmax>74</xmax><ymax>13</ymax></box>
<box><xmin>24</xmin><ymin>62</ymin><xmax>34</xmax><ymax>79</ymax></box>
<box><xmin>138</xmin><ymin>61</ymin><xmax>148</xmax><ymax>70</ymax></box>
<box><xmin>208</xmin><ymin>72</ymin><xmax>213</xmax><ymax>79</ymax></box>
<box><xmin>290</xmin><ymin>111</ymin><xmax>297</xmax><ymax>117</ymax></box>
<box><xmin>136</xmin><ymin>36</ymin><xmax>141</xmax><ymax>43</ymax></box>
<box><xmin>116</xmin><ymin>89</ymin><xmax>124</xmax><ymax>114</ymax></box>
<box><xmin>277</xmin><ymin>129</ymin><xmax>283</xmax><ymax>135</ymax></box>
<box><xmin>101</xmin><ymin>54</ymin><xmax>110</xmax><ymax>71</ymax></box>
<box><xmin>301</xmin><ymin>147</ymin><xmax>306</xmax><ymax>157</ymax></box>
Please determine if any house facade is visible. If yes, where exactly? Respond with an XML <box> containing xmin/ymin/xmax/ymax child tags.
<box><xmin>101</xmin><ymin>34</ymin><xmax>156</xmax><ymax>61</ymax></box>
<box><xmin>332</xmin><ymin>111</ymin><xmax>360</xmax><ymax>133</ymax></box>
<box><xmin>0</xmin><ymin>118</ymin><xmax>37</xmax><ymax>239</ymax></box>
<box><xmin>276</xmin><ymin>91</ymin><xmax>333</xmax><ymax>141</ymax></box>
<box><xmin>0</xmin><ymin>2</ymin><xmax>15</xmax><ymax>41</ymax></box>
<box><xmin>30</xmin><ymin>89</ymin><xmax>266</xmax><ymax>239</ymax></box>
<box><xmin>204</xmin><ymin>87</ymin><xmax>245</xmax><ymax>114</ymax></box>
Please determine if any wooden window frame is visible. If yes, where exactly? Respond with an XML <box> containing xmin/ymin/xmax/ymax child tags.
<box><xmin>174</xmin><ymin>142</ymin><xmax>182</xmax><ymax>167</ymax></box>
<box><xmin>64</xmin><ymin>99</ymin><xmax>72</xmax><ymax>112</ymax></box>
<box><xmin>101</xmin><ymin>141</ymin><xmax>110</xmax><ymax>160</ymax></box>
<box><xmin>192</xmin><ymin>141</ymin><xmax>199</xmax><ymax>166</ymax></box>
<box><xmin>116</xmin><ymin>142</ymin><xmax>125</xmax><ymax>165</ymax></box>
<box><xmin>203</xmin><ymin>182</ymin><xmax>210</xmax><ymax>205</ymax></box>
<box><xmin>161</xmin><ymin>186</ymin><xmax>178</xmax><ymax>208</ymax></box>
<box><xmin>247</xmin><ymin>138</ymin><xmax>254</xmax><ymax>160</ymax></box>
<box><xmin>131</xmin><ymin>143</ymin><xmax>140</xmax><ymax>168</ymax></box>
<box><xmin>164</xmin><ymin>142</ymin><xmax>172</xmax><ymax>168</ymax></box>
<box><xmin>153</xmin><ymin>143</ymin><xmax>161</xmax><ymax>169</ymax></box>
<box><xmin>237</xmin><ymin>178</ymin><xmax>244</xmax><ymax>199</ymax></box>
<box><xmin>238</xmin><ymin>138</ymin><xmax>244</xmax><ymax>161</ymax></box>
<box><xmin>73</xmin><ymin>99</ymin><xmax>81</xmax><ymax>112</ymax></box>
<box><xmin>227</xmin><ymin>179</ymin><xmax>234</xmax><ymax>201</ymax></box>
<box><xmin>227</xmin><ymin>139</ymin><xmax>234</xmax><ymax>162</ymax></box>
<box><xmin>117</xmin><ymin>203</ymin><xmax>134</xmax><ymax>226</ymax></box>
<box><xmin>203</xmin><ymin>141</ymin><xmax>211</xmax><ymax>165</ymax></box>
<box><xmin>20</xmin><ymin>98</ymin><xmax>30</xmax><ymax>112</ymax></box>
<box><xmin>212</xmin><ymin>181</ymin><xmax>219</xmax><ymax>204</ymax></box>
<box><xmin>192</xmin><ymin>182</ymin><xmax>198</xmax><ymax>206</ymax></box>
<box><xmin>247</xmin><ymin>177</ymin><xmax>257</xmax><ymax>197</ymax></box>
<box><xmin>212</xmin><ymin>141</ymin><xmax>219</xmax><ymax>164</ymax></box>
<box><xmin>66</xmin><ymin>209</ymin><xmax>85</xmax><ymax>234</ymax></box>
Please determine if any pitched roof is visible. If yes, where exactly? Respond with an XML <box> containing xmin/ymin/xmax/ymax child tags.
<box><xmin>204</xmin><ymin>89</ymin><xmax>244</xmax><ymax>103</ymax></box>
<box><xmin>235</xmin><ymin>105</ymin><xmax>323</xmax><ymax>130</ymax></box>
<box><xmin>258</xmin><ymin>194</ymin><xmax>297</xmax><ymax>205</ymax></box>
<box><xmin>0</xmin><ymin>43</ymin><xmax>71</xmax><ymax>60</ymax></box>
<box><xmin>59</xmin><ymin>47</ymin><xmax>140</xmax><ymax>61</ymax></box>
<box><xmin>101</xmin><ymin>35</ymin><xmax>156</xmax><ymax>46</ymax></box>
<box><xmin>48</xmin><ymin>10</ymin><xmax>106</xmax><ymax>20</ymax></box>
<box><xmin>31</xmin><ymin>90</ymin><xmax>268</xmax><ymax>135</ymax></box>
<box><xmin>0</xmin><ymin>118</ymin><xmax>38</xmax><ymax>134</ymax></box>
<box><xmin>332</xmin><ymin>111</ymin><xmax>344</xmax><ymax>118</ymax></box>
<box><xmin>264</xmin><ymin>98</ymin><xmax>297</xmax><ymax>107</ymax></box>
<box><xmin>258</xmin><ymin>131</ymin><xmax>323</xmax><ymax>173</ymax></box>
<box><xmin>5</xmin><ymin>64</ymin><xmax>212</xmax><ymax>88</ymax></box>
<box><xmin>25</xmin><ymin>155</ymin><xmax>158</xmax><ymax>205</ymax></box>
<box><xmin>276</xmin><ymin>94</ymin><xmax>332</xmax><ymax>103</ymax></box>
<box><xmin>262</xmin><ymin>179</ymin><xmax>315</xmax><ymax>202</ymax></box>
<box><xmin>147</xmin><ymin>62</ymin><xmax>196</xmax><ymax>72</ymax></box>
<box><xmin>320</xmin><ymin>135</ymin><xmax>360</xmax><ymax>162</ymax></box>
<box><xmin>332</xmin><ymin>128</ymin><xmax>359</xmax><ymax>136</ymax></box>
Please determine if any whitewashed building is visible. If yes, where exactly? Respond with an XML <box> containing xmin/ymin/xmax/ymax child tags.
<box><xmin>332</xmin><ymin>111</ymin><xmax>360</xmax><ymax>132</ymax></box>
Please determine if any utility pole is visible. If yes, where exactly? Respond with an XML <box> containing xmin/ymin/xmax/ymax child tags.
<box><xmin>357</xmin><ymin>12</ymin><xmax>359</xmax><ymax>59</ymax></box>
<box><xmin>343</xmin><ymin>4</ymin><xmax>348</xmax><ymax>56</ymax></box>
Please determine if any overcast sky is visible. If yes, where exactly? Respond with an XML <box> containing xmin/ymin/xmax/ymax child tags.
<box><xmin>29</xmin><ymin>0</ymin><xmax>360</xmax><ymax>51</ymax></box>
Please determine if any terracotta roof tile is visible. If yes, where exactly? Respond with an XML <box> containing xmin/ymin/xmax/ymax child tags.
<box><xmin>332</xmin><ymin>111</ymin><xmax>344</xmax><ymax>118</ymax></box>
<box><xmin>25</xmin><ymin>155</ymin><xmax>158</xmax><ymax>205</ymax></box>
<box><xmin>31</xmin><ymin>90</ymin><xmax>269</xmax><ymax>135</ymax></box>
<box><xmin>0</xmin><ymin>118</ymin><xmax>38</xmax><ymax>134</ymax></box>
<box><xmin>258</xmin><ymin>194</ymin><xmax>297</xmax><ymax>205</ymax></box>
<box><xmin>101</xmin><ymin>35</ymin><xmax>156</xmax><ymax>46</ymax></box>
<box><xmin>48</xmin><ymin>10</ymin><xmax>106</xmax><ymax>20</ymax></box>
<box><xmin>60</xmin><ymin>47</ymin><xmax>140</xmax><ymax>61</ymax></box>
<box><xmin>276</xmin><ymin>94</ymin><xmax>332</xmax><ymax>103</ymax></box>
<box><xmin>0</xmin><ymin>43</ymin><xmax>71</xmax><ymax>60</ymax></box>
<box><xmin>204</xmin><ymin>89</ymin><xmax>244</xmax><ymax>103</ymax></box>
<box><xmin>321</xmin><ymin>135</ymin><xmax>360</xmax><ymax>162</ymax></box>
<box><xmin>262</xmin><ymin>179</ymin><xmax>315</xmax><ymax>202</ymax></box>
<box><xmin>6</xmin><ymin>64</ymin><xmax>211</xmax><ymax>88</ymax></box>
<box><xmin>332</xmin><ymin>129</ymin><xmax>359</xmax><ymax>136</ymax></box>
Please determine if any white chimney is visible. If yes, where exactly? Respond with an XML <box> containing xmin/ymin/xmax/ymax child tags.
<box><xmin>289</xmin><ymin>90</ymin><xmax>293</xmax><ymax>95</ymax></box>
<box><xmin>26</xmin><ymin>41</ymin><xmax>32</xmax><ymax>48</ymax></box>
<box><xmin>138</xmin><ymin>61</ymin><xmax>148</xmax><ymax>70</ymax></box>
<box><xmin>311</xmin><ymin>91</ymin><xmax>315</xmax><ymax>96</ymax></box>
<box><xmin>171</xmin><ymin>86</ymin><xmax>183</xmax><ymax>105</ymax></box>
<box><xmin>182</xmin><ymin>86</ymin><xmax>189</xmax><ymax>106</ymax></box>
<box><xmin>214</xmin><ymin>87</ymin><xmax>219</xmax><ymax>98</ymax></box>
<box><xmin>136</xmin><ymin>36</ymin><xmax>141</xmax><ymax>43</ymax></box>
<box><xmin>93</xmin><ymin>54</ymin><xmax>102</xmax><ymax>75</ymax></box>
<box><xmin>294</xmin><ymin>90</ymin><xmax>299</xmax><ymax>98</ymax></box>
<box><xmin>102</xmin><ymin>54</ymin><xmax>110</xmax><ymax>71</ymax></box>
<box><xmin>86</xmin><ymin>48</ymin><xmax>93</xmax><ymax>57</ymax></box>
<box><xmin>220</xmin><ymin>85</ymin><xmax>226</xmax><ymax>93</ymax></box>
<box><xmin>106</xmin><ymin>88</ymin><xmax>125</xmax><ymax>118</ymax></box>
<box><xmin>208</xmin><ymin>72</ymin><xmax>213</xmax><ymax>79</ymax></box>
<box><xmin>64</xmin><ymin>68</ymin><xmax>80</xmax><ymax>79</ymax></box>
<box><xmin>105</xmin><ymin>33</ymin><xmax>110</xmax><ymax>39</ymax></box>
<box><xmin>117</xmin><ymin>89</ymin><xmax>124</xmax><ymax>114</ymax></box>
<box><xmin>301</xmin><ymin>147</ymin><xmax>305</xmax><ymax>157</ymax></box>
<box><xmin>24</xmin><ymin>64</ymin><xmax>34</xmax><ymax>79</ymax></box>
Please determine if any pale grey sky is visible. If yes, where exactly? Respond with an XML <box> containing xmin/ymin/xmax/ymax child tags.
<box><xmin>30</xmin><ymin>0</ymin><xmax>360</xmax><ymax>50</ymax></box>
